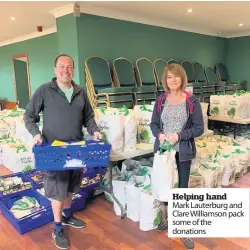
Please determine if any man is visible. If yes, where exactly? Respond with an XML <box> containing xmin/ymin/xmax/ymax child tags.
<box><xmin>24</xmin><ymin>54</ymin><xmax>101</xmax><ymax>250</ymax></box>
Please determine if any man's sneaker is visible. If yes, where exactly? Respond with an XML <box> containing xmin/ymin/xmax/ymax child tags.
<box><xmin>157</xmin><ymin>221</ymin><xmax>168</xmax><ymax>231</ymax></box>
<box><xmin>181</xmin><ymin>238</ymin><xmax>195</xmax><ymax>250</ymax></box>
<box><xmin>52</xmin><ymin>228</ymin><xmax>70</xmax><ymax>250</ymax></box>
<box><xmin>62</xmin><ymin>215</ymin><xmax>86</xmax><ymax>229</ymax></box>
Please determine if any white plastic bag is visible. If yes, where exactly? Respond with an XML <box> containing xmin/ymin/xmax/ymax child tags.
<box><xmin>225</xmin><ymin>94</ymin><xmax>249</xmax><ymax>120</ymax></box>
<box><xmin>126</xmin><ymin>184</ymin><xmax>141</xmax><ymax>222</ymax></box>
<box><xmin>198</xmin><ymin>160</ymin><xmax>222</xmax><ymax>188</ymax></box>
<box><xmin>210</xmin><ymin>95</ymin><xmax>227</xmax><ymax>117</ymax></box>
<box><xmin>134</xmin><ymin>104</ymin><xmax>155</xmax><ymax>144</ymax></box>
<box><xmin>200</xmin><ymin>102</ymin><xmax>209</xmax><ymax>131</ymax></box>
<box><xmin>105</xmin><ymin>107</ymin><xmax>138</xmax><ymax>151</ymax></box>
<box><xmin>95</xmin><ymin>112</ymin><xmax>125</xmax><ymax>153</ymax></box>
<box><xmin>232</xmin><ymin>148</ymin><xmax>248</xmax><ymax>177</ymax></box>
<box><xmin>112</xmin><ymin>180</ymin><xmax>127</xmax><ymax>216</ymax></box>
<box><xmin>123</xmin><ymin>112</ymin><xmax>137</xmax><ymax>151</ymax></box>
<box><xmin>151</xmin><ymin>142</ymin><xmax>178</xmax><ymax>202</ymax></box>
<box><xmin>15</xmin><ymin>122</ymin><xmax>42</xmax><ymax>151</ymax></box>
<box><xmin>0</xmin><ymin>120</ymin><xmax>10</xmax><ymax>139</ymax></box>
<box><xmin>189</xmin><ymin>169</ymin><xmax>204</xmax><ymax>188</ymax></box>
<box><xmin>139</xmin><ymin>189</ymin><xmax>164</xmax><ymax>231</ymax></box>
<box><xmin>219</xmin><ymin>154</ymin><xmax>236</xmax><ymax>186</ymax></box>
<box><xmin>95</xmin><ymin>107</ymin><xmax>137</xmax><ymax>152</ymax></box>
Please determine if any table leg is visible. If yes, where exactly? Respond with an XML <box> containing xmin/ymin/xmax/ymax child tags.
<box><xmin>105</xmin><ymin>161</ymin><xmax>125</xmax><ymax>219</ymax></box>
<box><xmin>233</xmin><ymin>124</ymin><xmax>240</xmax><ymax>139</ymax></box>
<box><xmin>93</xmin><ymin>167</ymin><xmax>105</xmax><ymax>196</ymax></box>
<box><xmin>222</xmin><ymin>121</ymin><xmax>226</xmax><ymax>135</ymax></box>
<box><xmin>99</xmin><ymin>167</ymin><xmax>103</xmax><ymax>182</ymax></box>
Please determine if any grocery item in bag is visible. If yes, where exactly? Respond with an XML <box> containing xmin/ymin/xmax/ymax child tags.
<box><xmin>10</xmin><ymin>196</ymin><xmax>40</xmax><ymax>219</ymax></box>
<box><xmin>0</xmin><ymin>176</ymin><xmax>32</xmax><ymax>196</ymax></box>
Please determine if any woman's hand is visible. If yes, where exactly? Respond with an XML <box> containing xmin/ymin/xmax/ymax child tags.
<box><xmin>166</xmin><ymin>133</ymin><xmax>179</xmax><ymax>145</ymax></box>
<box><xmin>158</xmin><ymin>133</ymin><xmax>167</xmax><ymax>143</ymax></box>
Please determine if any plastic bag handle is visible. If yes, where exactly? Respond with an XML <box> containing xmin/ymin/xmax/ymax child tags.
<box><xmin>140</xmin><ymin>102</ymin><xmax>153</xmax><ymax>112</ymax></box>
<box><xmin>159</xmin><ymin>141</ymin><xmax>173</xmax><ymax>154</ymax></box>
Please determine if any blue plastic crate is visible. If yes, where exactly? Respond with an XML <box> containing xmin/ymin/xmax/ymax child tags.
<box><xmin>34</xmin><ymin>187</ymin><xmax>90</xmax><ymax>213</ymax></box>
<box><xmin>71</xmin><ymin>190</ymin><xmax>89</xmax><ymax>213</ymax></box>
<box><xmin>29</xmin><ymin>168</ymin><xmax>106</xmax><ymax>213</ymax></box>
<box><xmin>80</xmin><ymin>168</ymin><xmax>107</xmax><ymax>193</ymax></box>
<box><xmin>32</xmin><ymin>140</ymin><xmax>111</xmax><ymax>171</ymax></box>
<box><xmin>83</xmin><ymin>167</ymin><xmax>106</xmax><ymax>179</ymax></box>
<box><xmin>0</xmin><ymin>173</ymin><xmax>36</xmax><ymax>198</ymax></box>
<box><xmin>33</xmin><ymin>168</ymin><xmax>107</xmax><ymax>195</ymax></box>
<box><xmin>24</xmin><ymin>168</ymin><xmax>106</xmax><ymax>190</ymax></box>
<box><xmin>23</xmin><ymin>170</ymin><xmax>44</xmax><ymax>189</ymax></box>
<box><xmin>0</xmin><ymin>189</ymin><xmax>53</xmax><ymax>234</ymax></box>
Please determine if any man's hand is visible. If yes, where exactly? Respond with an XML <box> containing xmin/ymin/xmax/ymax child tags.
<box><xmin>93</xmin><ymin>131</ymin><xmax>102</xmax><ymax>141</ymax></box>
<box><xmin>33</xmin><ymin>134</ymin><xmax>42</xmax><ymax>145</ymax></box>
<box><xmin>166</xmin><ymin>133</ymin><xmax>179</xmax><ymax>145</ymax></box>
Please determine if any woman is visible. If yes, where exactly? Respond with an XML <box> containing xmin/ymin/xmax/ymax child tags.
<box><xmin>150</xmin><ymin>63</ymin><xmax>204</xmax><ymax>249</ymax></box>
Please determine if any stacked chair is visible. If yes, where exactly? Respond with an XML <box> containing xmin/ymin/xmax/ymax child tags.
<box><xmin>181</xmin><ymin>61</ymin><xmax>201</xmax><ymax>99</ymax></box>
<box><xmin>153</xmin><ymin>59</ymin><xmax>168</xmax><ymax>96</ymax></box>
<box><xmin>215</xmin><ymin>62</ymin><xmax>246</xmax><ymax>94</ymax></box>
<box><xmin>113</xmin><ymin>57</ymin><xmax>156</xmax><ymax>105</ymax></box>
<box><xmin>167</xmin><ymin>59</ymin><xmax>179</xmax><ymax>65</ymax></box>
<box><xmin>84</xmin><ymin>56</ymin><xmax>247</xmax><ymax>109</ymax></box>
<box><xmin>135</xmin><ymin>58</ymin><xmax>157</xmax><ymax>104</ymax></box>
<box><xmin>85</xmin><ymin>56</ymin><xmax>133</xmax><ymax>108</ymax></box>
<box><xmin>112</xmin><ymin>57</ymin><xmax>136</xmax><ymax>90</ymax></box>
<box><xmin>206</xmin><ymin>67</ymin><xmax>225</xmax><ymax>95</ymax></box>
<box><xmin>193</xmin><ymin>62</ymin><xmax>215</xmax><ymax>103</ymax></box>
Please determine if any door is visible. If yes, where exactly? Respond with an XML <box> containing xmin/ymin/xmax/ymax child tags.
<box><xmin>12</xmin><ymin>54</ymin><xmax>31</xmax><ymax>109</ymax></box>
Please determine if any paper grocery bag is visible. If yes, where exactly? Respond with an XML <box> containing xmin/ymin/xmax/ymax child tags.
<box><xmin>210</xmin><ymin>95</ymin><xmax>227</xmax><ymax>117</ymax></box>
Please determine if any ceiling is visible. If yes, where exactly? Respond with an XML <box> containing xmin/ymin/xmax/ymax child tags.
<box><xmin>85</xmin><ymin>1</ymin><xmax>250</xmax><ymax>37</ymax></box>
<box><xmin>1</xmin><ymin>1</ymin><xmax>250</xmax><ymax>46</ymax></box>
<box><xmin>0</xmin><ymin>1</ymin><xmax>72</xmax><ymax>43</ymax></box>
